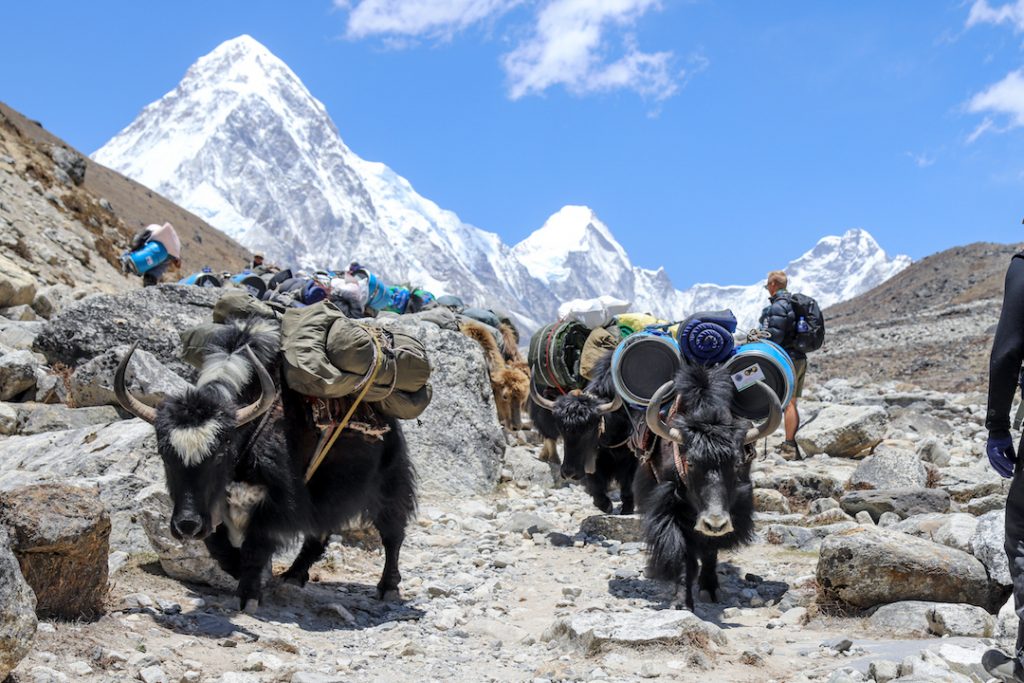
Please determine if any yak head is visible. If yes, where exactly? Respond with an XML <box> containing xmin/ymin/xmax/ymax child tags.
<box><xmin>114</xmin><ymin>342</ymin><xmax>276</xmax><ymax>541</ymax></box>
<box><xmin>646</xmin><ymin>362</ymin><xmax>780</xmax><ymax>538</ymax></box>
<box><xmin>530</xmin><ymin>381</ymin><xmax>622</xmax><ymax>481</ymax></box>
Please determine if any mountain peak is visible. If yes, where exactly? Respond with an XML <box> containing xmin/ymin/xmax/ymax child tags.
<box><xmin>512</xmin><ymin>205</ymin><xmax>631</xmax><ymax>284</ymax></box>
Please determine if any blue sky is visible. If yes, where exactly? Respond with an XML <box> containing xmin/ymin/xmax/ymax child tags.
<box><xmin>3</xmin><ymin>1</ymin><xmax>1024</xmax><ymax>286</ymax></box>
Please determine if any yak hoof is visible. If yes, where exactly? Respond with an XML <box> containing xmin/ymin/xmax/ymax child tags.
<box><xmin>377</xmin><ymin>587</ymin><xmax>401</xmax><ymax>602</ymax></box>
<box><xmin>283</xmin><ymin>576</ymin><xmax>306</xmax><ymax>588</ymax></box>
<box><xmin>242</xmin><ymin>598</ymin><xmax>260</xmax><ymax>614</ymax></box>
<box><xmin>698</xmin><ymin>589</ymin><xmax>715</xmax><ymax>604</ymax></box>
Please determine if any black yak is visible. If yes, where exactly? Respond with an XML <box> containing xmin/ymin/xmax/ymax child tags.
<box><xmin>529</xmin><ymin>351</ymin><xmax>636</xmax><ymax>515</ymax></box>
<box><xmin>639</xmin><ymin>361</ymin><xmax>780</xmax><ymax>610</ymax></box>
<box><xmin>114</xmin><ymin>318</ymin><xmax>416</xmax><ymax>611</ymax></box>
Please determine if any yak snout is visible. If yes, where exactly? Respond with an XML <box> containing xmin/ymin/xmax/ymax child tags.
<box><xmin>560</xmin><ymin>463</ymin><xmax>584</xmax><ymax>481</ymax></box>
<box><xmin>696</xmin><ymin>512</ymin><xmax>734</xmax><ymax>537</ymax></box>
<box><xmin>171</xmin><ymin>511</ymin><xmax>206</xmax><ymax>540</ymax></box>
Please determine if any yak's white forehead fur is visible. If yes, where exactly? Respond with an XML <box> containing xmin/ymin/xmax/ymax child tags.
<box><xmin>197</xmin><ymin>351</ymin><xmax>252</xmax><ymax>394</ymax></box>
<box><xmin>169</xmin><ymin>419</ymin><xmax>223</xmax><ymax>466</ymax></box>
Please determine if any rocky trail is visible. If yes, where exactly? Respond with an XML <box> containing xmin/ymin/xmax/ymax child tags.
<box><xmin>0</xmin><ymin>284</ymin><xmax>1021</xmax><ymax>683</ymax></box>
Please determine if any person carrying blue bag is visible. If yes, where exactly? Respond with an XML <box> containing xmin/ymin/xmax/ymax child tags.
<box><xmin>121</xmin><ymin>222</ymin><xmax>181</xmax><ymax>287</ymax></box>
<box><xmin>982</xmin><ymin>249</ymin><xmax>1024</xmax><ymax>683</ymax></box>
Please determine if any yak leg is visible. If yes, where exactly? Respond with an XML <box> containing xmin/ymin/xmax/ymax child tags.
<box><xmin>583</xmin><ymin>473</ymin><xmax>613</xmax><ymax>514</ymax></box>
<box><xmin>204</xmin><ymin>526</ymin><xmax>242</xmax><ymax>579</ymax></box>
<box><xmin>539</xmin><ymin>438</ymin><xmax>560</xmax><ymax>464</ymax></box>
<box><xmin>373</xmin><ymin>514</ymin><xmax>405</xmax><ymax>601</ymax></box>
<box><xmin>698</xmin><ymin>547</ymin><xmax>720</xmax><ymax>603</ymax></box>
<box><xmin>616</xmin><ymin>456</ymin><xmax>636</xmax><ymax>516</ymax></box>
<box><xmin>236</xmin><ymin>532</ymin><xmax>276</xmax><ymax>612</ymax></box>
<box><xmin>510</xmin><ymin>402</ymin><xmax>523</xmax><ymax>431</ymax></box>
<box><xmin>281</xmin><ymin>535</ymin><xmax>329</xmax><ymax>587</ymax></box>
<box><xmin>673</xmin><ymin>549</ymin><xmax>699</xmax><ymax>611</ymax></box>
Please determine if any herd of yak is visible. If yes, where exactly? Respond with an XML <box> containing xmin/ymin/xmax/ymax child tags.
<box><xmin>112</xmin><ymin>298</ymin><xmax>781</xmax><ymax>614</ymax></box>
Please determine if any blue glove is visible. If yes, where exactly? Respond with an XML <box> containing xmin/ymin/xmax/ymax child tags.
<box><xmin>987</xmin><ymin>434</ymin><xmax>1017</xmax><ymax>479</ymax></box>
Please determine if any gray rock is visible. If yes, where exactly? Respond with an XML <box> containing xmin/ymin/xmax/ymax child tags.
<box><xmin>31</xmin><ymin>285</ymin><xmax>73</xmax><ymax>320</ymax></box>
<box><xmin>0</xmin><ymin>404</ymin><xmax>15</xmax><ymax>436</ymax></box>
<box><xmin>69</xmin><ymin>344</ymin><xmax>189</xmax><ymax>409</ymax></box>
<box><xmin>502</xmin><ymin>445</ymin><xmax>559</xmax><ymax>488</ymax></box>
<box><xmin>0</xmin><ymin>349</ymin><xmax>39</xmax><ymax>400</ymax></box>
<box><xmin>753</xmin><ymin>488</ymin><xmax>791</xmax><ymax>514</ymax></box>
<box><xmin>971</xmin><ymin>510</ymin><xmax>1011</xmax><ymax>586</ymax></box>
<box><xmin>33</xmin><ymin>285</ymin><xmax>222</xmax><ymax>372</ymax></box>
<box><xmin>0</xmin><ymin>402</ymin><xmax>120</xmax><ymax>436</ymax></box>
<box><xmin>0</xmin><ymin>483</ymin><xmax>110</xmax><ymax>619</ymax></box>
<box><xmin>290</xmin><ymin>673</ymin><xmax>347</xmax><ymax>683</ymax></box>
<box><xmin>916</xmin><ymin>438</ymin><xmax>951</xmax><ymax>467</ymax></box>
<box><xmin>47</xmin><ymin>145</ymin><xmax>86</xmax><ymax>185</ymax></box>
<box><xmin>939</xmin><ymin>465</ymin><xmax>1009</xmax><ymax>503</ymax></box>
<box><xmin>796</xmin><ymin>404</ymin><xmax>887</xmax><ymax>457</ymax></box>
<box><xmin>137</xmin><ymin>487</ymin><xmax>234</xmax><ymax>590</ymax></box>
<box><xmin>580</xmin><ymin>515</ymin><xmax>642</xmax><ymax>542</ymax></box>
<box><xmin>803</xmin><ymin>508</ymin><xmax>856</xmax><ymax>527</ymax></box>
<box><xmin>868</xmin><ymin>601</ymin><xmax>935</xmax><ymax>637</ymax></box>
<box><xmin>0</xmin><ymin>319</ymin><xmax>42</xmax><ymax>351</ymax></box>
<box><xmin>503</xmin><ymin>512</ymin><xmax>554</xmax><ymax>534</ymax></box>
<box><xmin>0</xmin><ymin>526</ymin><xmax>36</xmax><ymax>680</ymax></box>
<box><xmin>0</xmin><ymin>255</ymin><xmax>36</xmax><ymax>309</ymax></box>
<box><xmin>763</xmin><ymin>522</ymin><xmax>857</xmax><ymax>551</ymax></box>
<box><xmin>809</xmin><ymin>497</ymin><xmax>840</xmax><ymax>514</ymax></box>
<box><xmin>854</xmin><ymin>510</ymin><xmax>873</xmax><ymax>525</ymax></box>
<box><xmin>550</xmin><ymin>608</ymin><xmax>726</xmax><ymax>654</ymax></box>
<box><xmin>935</xmin><ymin>642</ymin><xmax>993</xmax><ymax>681</ymax></box>
<box><xmin>752</xmin><ymin>461</ymin><xmax>849</xmax><ymax>502</ymax></box>
<box><xmin>927</xmin><ymin>603</ymin><xmax>995</xmax><ymax>637</ymax></box>
<box><xmin>932</xmin><ymin>514</ymin><xmax>979</xmax><ymax>554</ymax></box>
<box><xmin>869</xmin><ymin>660</ymin><xmax>899</xmax><ymax>683</ymax></box>
<box><xmin>848</xmin><ymin>446</ymin><xmax>927</xmax><ymax>490</ymax></box>
<box><xmin>839</xmin><ymin>488</ymin><xmax>950</xmax><ymax>522</ymax></box>
<box><xmin>966</xmin><ymin>493</ymin><xmax>1006</xmax><ymax>516</ymax></box>
<box><xmin>370</xmin><ymin>318</ymin><xmax>505</xmax><ymax>497</ymax></box>
<box><xmin>817</xmin><ymin>526</ymin><xmax>994</xmax><ymax>610</ymax></box>
<box><xmin>878</xmin><ymin>511</ymin><xmax>902</xmax><ymax>527</ymax></box>
<box><xmin>0</xmin><ymin>305</ymin><xmax>35</xmax><ymax>322</ymax></box>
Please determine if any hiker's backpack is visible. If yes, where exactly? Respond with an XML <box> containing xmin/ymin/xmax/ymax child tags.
<box><xmin>528</xmin><ymin>320</ymin><xmax>591</xmax><ymax>392</ymax></box>
<box><xmin>788</xmin><ymin>292</ymin><xmax>826</xmax><ymax>353</ymax></box>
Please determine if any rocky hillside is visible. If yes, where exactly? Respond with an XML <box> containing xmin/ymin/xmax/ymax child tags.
<box><xmin>0</xmin><ymin>101</ymin><xmax>251</xmax><ymax>295</ymax></box>
<box><xmin>0</xmin><ymin>283</ymin><xmax>1019</xmax><ymax>683</ymax></box>
<box><xmin>815</xmin><ymin>241</ymin><xmax>1023</xmax><ymax>393</ymax></box>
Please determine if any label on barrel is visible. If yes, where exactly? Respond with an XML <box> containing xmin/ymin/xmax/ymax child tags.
<box><xmin>732</xmin><ymin>363</ymin><xmax>765</xmax><ymax>391</ymax></box>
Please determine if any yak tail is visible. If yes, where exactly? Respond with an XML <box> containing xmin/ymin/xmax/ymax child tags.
<box><xmin>461</xmin><ymin>322</ymin><xmax>505</xmax><ymax>373</ymax></box>
<box><xmin>642</xmin><ymin>480</ymin><xmax>689</xmax><ymax>582</ymax></box>
<box><xmin>498</xmin><ymin>322</ymin><xmax>523</xmax><ymax>363</ymax></box>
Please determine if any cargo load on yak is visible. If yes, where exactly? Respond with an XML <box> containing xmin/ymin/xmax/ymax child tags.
<box><xmin>529</xmin><ymin>320</ymin><xmax>591</xmax><ymax>392</ymax></box>
<box><xmin>180</xmin><ymin>297</ymin><xmax>431</xmax><ymax>421</ymax></box>
<box><xmin>557</xmin><ymin>295</ymin><xmax>631</xmax><ymax>330</ymax></box>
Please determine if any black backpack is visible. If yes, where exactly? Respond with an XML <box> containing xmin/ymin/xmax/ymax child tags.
<box><xmin>788</xmin><ymin>292</ymin><xmax>825</xmax><ymax>353</ymax></box>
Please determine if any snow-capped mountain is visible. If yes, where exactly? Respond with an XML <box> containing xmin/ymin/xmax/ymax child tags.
<box><xmin>93</xmin><ymin>35</ymin><xmax>910</xmax><ymax>333</ymax></box>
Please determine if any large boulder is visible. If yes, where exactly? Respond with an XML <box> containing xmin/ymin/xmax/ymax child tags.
<box><xmin>0</xmin><ymin>348</ymin><xmax>39</xmax><ymax>400</ymax></box>
<box><xmin>31</xmin><ymin>284</ymin><xmax>73</xmax><ymax>320</ymax></box>
<box><xmin>939</xmin><ymin>465</ymin><xmax>1009</xmax><ymax>503</ymax></box>
<box><xmin>0</xmin><ymin>483</ymin><xmax>110</xmax><ymax>619</ymax></box>
<box><xmin>0</xmin><ymin>420</ymin><xmax>160</xmax><ymax>552</ymax></box>
<box><xmin>0</xmin><ymin>402</ymin><xmax>120</xmax><ymax>436</ymax></box>
<box><xmin>0</xmin><ymin>254</ymin><xmax>36</xmax><ymax>309</ymax></box>
<box><xmin>69</xmin><ymin>344</ymin><xmax>189</xmax><ymax>409</ymax></box>
<box><xmin>971</xmin><ymin>510</ymin><xmax>1011</xmax><ymax>586</ymax></box>
<box><xmin>839</xmin><ymin>488</ymin><xmax>950</xmax><ymax>522</ymax></box>
<box><xmin>751</xmin><ymin>459</ymin><xmax>853</xmax><ymax>502</ymax></box>
<box><xmin>549</xmin><ymin>608</ymin><xmax>726</xmax><ymax>654</ymax></box>
<box><xmin>0</xmin><ymin>526</ymin><xmax>36</xmax><ymax>680</ymax></box>
<box><xmin>817</xmin><ymin>526</ymin><xmax>994</xmax><ymax>610</ymax></box>
<box><xmin>868</xmin><ymin>601</ymin><xmax>994</xmax><ymax>637</ymax></box>
<box><xmin>848</xmin><ymin>444</ymin><xmax>928</xmax><ymax>490</ymax></box>
<box><xmin>370</xmin><ymin>318</ymin><xmax>505</xmax><ymax>497</ymax></box>
<box><xmin>580</xmin><ymin>515</ymin><xmax>643</xmax><ymax>543</ymax></box>
<box><xmin>894</xmin><ymin>513</ymin><xmax>978</xmax><ymax>554</ymax></box>
<box><xmin>33</xmin><ymin>285</ymin><xmax>222</xmax><ymax>373</ymax></box>
<box><xmin>796</xmin><ymin>404</ymin><xmax>887</xmax><ymax>458</ymax></box>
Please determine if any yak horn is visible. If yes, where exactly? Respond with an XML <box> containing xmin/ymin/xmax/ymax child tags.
<box><xmin>597</xmin><ymin>393</ymin><xmax>623</xmax><ymax>415</ymax></box>
<box><xmin>645</xmin><ymin>381</ymin><xmax>682</xmax><ymax>443</ymax></box>
<box><xmin>529</xmin><ymin>378</ymin><xmax>557</xmax><ymax>411</ymax></box>
<box><xmin>743</xmin><ymin>381</ymin><xmax>783</xmax><ymax>444</ymax></box>
<box><xmin>234</xmin><ymin>346</ymin><xmax>276</xmax><ymax>426</ymax></box>
<box><xmin>114</xmin><ymin>341</ymin><xmax>158</xmax><ymax>424</ymax></box>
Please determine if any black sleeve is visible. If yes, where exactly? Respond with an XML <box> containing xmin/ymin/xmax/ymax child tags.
<box><xmin>986</xmin><ymin>256</ymin><xmax>1024</xmax><ymax>437</ymax></box>
<box><xmin>763</xmin><ymin>298</ymin><xmax>794</xmax><ymax>346</ymax></box>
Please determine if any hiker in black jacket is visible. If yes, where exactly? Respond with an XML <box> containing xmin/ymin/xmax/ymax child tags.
<box><xmin>983</xmin><ymin>253</ymin><xmax>1024</xmax><ymax>682</ymax></box>
<box><xmin>759</xmin><ymin>270</ymin><xmax>807</xmax><ymax>458</ymax></box>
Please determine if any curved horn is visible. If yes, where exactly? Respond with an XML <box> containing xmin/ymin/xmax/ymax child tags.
<box><xmin>234</xmin><ymin>346</ymin><xmax>276</xmax><ymax>426</ymax></box>
<box><xmin>596</xmin><ymin>393</ymin><xmax>623</xmax><ymax>415</ymax></box>
<box><xmin>114</xmin><ymin>341</ymin><xmax>158</xmax><ymax>424</ymax></box>
<box><xmin>529</xmin><ymin>377</ymin><xmax>557</xmax><ymax>411</ymax></box>
<box><xmin>645</xmin><ymin>381</ymin><xmax>682</xmax><ymax>443</ymax></box>
<box><xmin>743</xmin><ymin>381</ymin><xmax>783</xmax><ymax>444</ymax></box>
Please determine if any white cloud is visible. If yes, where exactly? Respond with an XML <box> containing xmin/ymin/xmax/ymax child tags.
<box><xmin>339</xmin><ymin>0</ymin><xmax>522</xmax><ymax>41</ymax></box>
<box><xmin>338</xmin><ymin>0</ymin><xmax>681</xmax><ymax>101</ymax></box>
<box><xmin>906</xmin><ymin>151</ymin><xmax>936</xmax><ymax>168</ymax></box>
<box><xmin>966</xmin><ymin>0</ymin><xmax>1024</xmax><ymax>31</ymax></box>
<box><xmin>967</xmin><ymin>68</ymin><xmax>1024</xmax><ymax>140</ymax></box>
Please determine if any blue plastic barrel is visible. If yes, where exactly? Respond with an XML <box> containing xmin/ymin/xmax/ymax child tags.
<box><xmin>126</xmin><ymin>241</ymin><xmax>168</xmax><ymax>275</ymax></box>
<box><xmin>724</xmin><ymin>341</ymin><xmax>795</xmax><ymax>419</ymax></box>
<box><xmin>611</xmin><ymin>330</ymin><xmax>680</xmax><ymax>407</ymax></box>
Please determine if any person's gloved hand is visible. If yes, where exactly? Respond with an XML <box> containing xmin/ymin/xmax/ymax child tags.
<box><xmin>987</xmin><ymin>433</ymin><xmax>1017</xmax><ymax>478</ymax></box>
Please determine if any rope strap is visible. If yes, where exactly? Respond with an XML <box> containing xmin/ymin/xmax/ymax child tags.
<box><xmin>304</xmin><ymin>327</ymin><xmax>387</xmax><ymax>483</ymax></box>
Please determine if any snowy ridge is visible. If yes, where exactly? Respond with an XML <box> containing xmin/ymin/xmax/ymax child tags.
<box><xmin>93</xmin><ymin>35</ymin><xmax>910</xmax><ymax>333</ymax></box>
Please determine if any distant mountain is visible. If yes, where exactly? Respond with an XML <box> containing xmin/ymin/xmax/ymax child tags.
<box><xmin>93</xmin><ymin>35</ymin><xmax>910</xmax><ymax>332</ymax></box>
